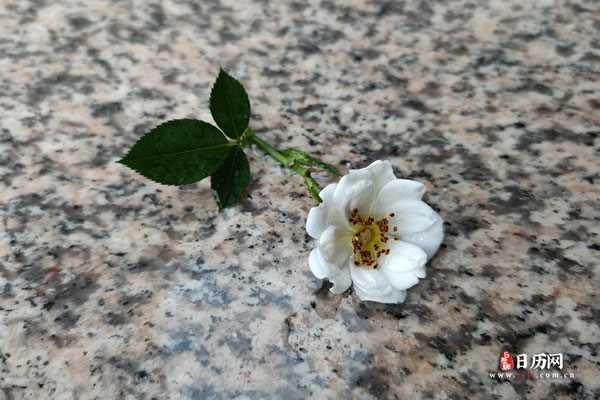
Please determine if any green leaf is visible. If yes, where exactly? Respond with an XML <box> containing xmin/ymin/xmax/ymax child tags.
<box><xmin>210</xmin><ymin>146</ymin><xmax>251</xmax><ymax>209</ymax></box>
<box><xmin>118</xmin><ymin>119</ymin><xmax>233</xmax><ymax>185</ymax></box>
<box><xmin>209</xmin><ymin>68</ymin><xmax>251</xmax><ymax>139</ymax></box>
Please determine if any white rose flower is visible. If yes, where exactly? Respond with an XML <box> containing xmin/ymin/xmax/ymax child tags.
<box><xmin>306</xmin><ymin>160</ymin><xmax>443</xmax><ymax>304</ymax></box>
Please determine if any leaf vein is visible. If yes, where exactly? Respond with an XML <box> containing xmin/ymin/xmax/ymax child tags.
<box><xmin>124</xmin><ymin>142</ymin><xmax>235</xmax><ymax>162</ymax></box>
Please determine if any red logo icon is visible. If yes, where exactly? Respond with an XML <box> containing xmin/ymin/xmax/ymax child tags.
<box><xmin>499</xmin><ymin>351</ymin><xmax>514</xmax><ymax>371</ymax></box>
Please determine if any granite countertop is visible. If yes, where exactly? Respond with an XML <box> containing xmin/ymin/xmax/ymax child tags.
<box><xmin>1</xmin><ymin>1</ymin><xmax>599</xmax><ymax>399</ymax></box>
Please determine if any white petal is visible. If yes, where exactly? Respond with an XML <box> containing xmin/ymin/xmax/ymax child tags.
<box><xmin>384</xmin><ymin>271</ymin><xmax>419</xmax><ymax>291</ymax></box>
<box><xmin>385</xmin><ymin>200</ymin><xmax>439</xmax><ymax>235</ymax></box>
<box><xmin>319</xmin><ymin>183</ymin><xmax>336</xmax><ymax>204</ymax></box>
<box><xmin>306</xmin><ymin>206</ymin><xmax>328</xmax><ymax>239</ymax></box>
<box><xmin>350</xmin><ymin>263</ymin><xmax>407</xmax><ymax>304</ymax></box>
<box><xmin>353</xmin><ymin>160</ymin><xmax>396</xmax><ymax>194</ymax></box>
<box><xmin>329</xmin><ymin>267</ymin><xmax>352</xmax><ymax>294</ymax></box>
<box><xmin>309</xmin><ymin>248</ymin><xmax>329</xmax><ymax>279</ymax></box>
<box><xmin>354</xmin><ymin>281</ymin><xmax>407</xmax><ymax>303</ymax></box>
<box><xmin>335</xmin><ymin>160</ymin><xmax>396</xmax><ymax>215</ymax></box>
<box><xmin>305</xmin><ymin>183</ymin><xmax>341</xmax><ymax>239</ymax></box>
<box><xmin>380</xmin><ymin>241</ymin><xmax>427</xmax><ymax>290</ymax></box>
<box><xmin>309</xmin><ymin>248</ymin><xmax>352</xmax><ymax>294</ymax></box>
<box><xmin>318</xmin><ymin>225</ymin><xmax>351</xmax><ymax>264</ymax></box>
<box><xmin>400</xmin><ymin>215</ymin><xmax>444</xmax><ymax>260</ymax></box>
<box><xmin>381</xmin><ymin>241</ymin><xmax>428</xmax><ymax>272</ymax></box>
<box><xmin>332</xmin><ymin>169</ymin><xmax>374</xmax><ymax>219</ymax></box>
<box><xmin>372</xmin><ymin>179</ymin><xmax>425</xmax><ymax>215</ymax></box>
<box><xmin>331</xmin><ymin>160</ymin><xmax>397</xmax><ymax>223</ymax></box>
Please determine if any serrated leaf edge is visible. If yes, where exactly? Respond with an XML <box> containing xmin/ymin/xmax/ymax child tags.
<box><xmin>209</xmin><ymin>68</ymin><xmax>250</xmax><ymax>140</ymax></box>
<box><xmin>210</xmin><ymin>147</ymin><xmax>250</xmax><ymax>209</ymax></box>
<box><xmin>117</xmin><ymin>118</ymin><xmax>232</xmax><ymax>186</ymax></box>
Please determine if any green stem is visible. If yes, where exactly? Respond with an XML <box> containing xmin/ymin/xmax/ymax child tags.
<box><xmin>245</xmin><ymin>128</ymin><xmax>322</xmax><ymax>203</ymax></box>
<box><xmin>280</xmin><ymin>148</ymin><xmax>341</xmax><ymax>176</ymax></box>
<box><xmin>245</xmin><ymin>129</ymin><xmax>288</xmax><ymax>164</ymax></box>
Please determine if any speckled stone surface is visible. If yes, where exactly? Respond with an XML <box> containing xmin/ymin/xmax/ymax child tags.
<box><xmin>1</xmin><ymin>0</ymin><xmax>599</xmax><ymax>399</ymax></box>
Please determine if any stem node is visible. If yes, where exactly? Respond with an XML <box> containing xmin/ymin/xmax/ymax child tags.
<box><xmin>245</xmin><ymin>128</ymin><xmax>324</xmax><ymax>203</ymax></box>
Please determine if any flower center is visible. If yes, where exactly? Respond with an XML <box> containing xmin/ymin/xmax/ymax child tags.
<box><xmin>349</xmin><ymin>208</ymin><xmax>392</xmax><ymax>268</ymax></box>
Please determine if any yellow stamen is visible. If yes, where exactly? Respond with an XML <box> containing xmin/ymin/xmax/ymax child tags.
<box><xmin>349</xmin><ymin>208</ymin><xmax>391</xmax><ymax>269</ymax></box>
